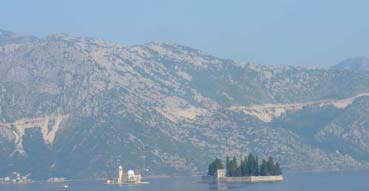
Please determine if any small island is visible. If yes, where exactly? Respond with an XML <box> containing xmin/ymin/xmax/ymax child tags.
<box><xmin>0</xmin><ymin>172</ymin><xmax>33</xmax><ymax>184</ymax></box>
<box><xmin>203</xmin><ymin>154</ymin><xmax>283</xmax><ymax>183</ymax></box>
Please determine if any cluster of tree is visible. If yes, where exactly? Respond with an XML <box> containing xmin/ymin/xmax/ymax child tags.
<box><xmin>208</xmin><ymin>154</ymin><xmax>282</xmax><ymax>177</ymax></box>
<box><xmin>207</xmin><ymin>158</ymin><xmax>224</xmax><ymax>176</ymax></box>
<box><xmin>259</xmin><ymin>157</ymin><xmax>282</xmax><ymax>176</ymax></box>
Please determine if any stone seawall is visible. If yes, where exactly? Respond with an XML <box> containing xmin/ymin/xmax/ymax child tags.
<box><xmin>202</xmin><ymin>175</ymin><xmax>283</xmax><ymax>183</ymax></box>
<box><xmin>249</xmin><ymin>175</ymin><xmax>283</xmax><ymax>182</ymax></box>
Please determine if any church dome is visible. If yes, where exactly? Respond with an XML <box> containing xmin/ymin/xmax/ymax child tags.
<box><xmin>127</xmin><ymin>170</ymin><xmax>135</xmax><ymax>177</ymax></box>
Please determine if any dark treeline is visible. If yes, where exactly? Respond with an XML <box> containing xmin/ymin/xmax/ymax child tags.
<box><xmin>208</xmin><ymin>154</ymin><xmax>282</xmax><ymax>176</ymax></box>
<box><xmin>207</xmin><ymin>158</ymin><xmax>224</xmax><ymax>176</ymax></box>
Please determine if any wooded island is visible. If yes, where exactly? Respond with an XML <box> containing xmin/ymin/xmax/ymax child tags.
<box><xmin>208</xmin><ymin>154</ymin><xmax>282</xmax><ymax>177</ymax></box>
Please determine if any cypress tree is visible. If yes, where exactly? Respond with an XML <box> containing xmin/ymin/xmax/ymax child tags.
<box><xmin>237</xmin><ymin>166</ymin><xmax>242</xmax><ymax>177</ymax></box>
<box><xmin>240</xmin><ymin>158</ymin><xmax>244</xmax><ymax>176</ymax></box>
<box><xmin>260</xmin><ymin>160</ymin><xmax>263</xmax><ymax>176</ymax></box>
<box><xmin>267</xmin><ymin>157</ymin><xmax>275</xmax><ymax>175</ymax></box>
<box><xmin>241</xmin><ymin>156</ymin><xmax>248</xmax><ymax>176</ymax></box>
<box><xmin>245</xmin><ymin>156</ymin><xmax>249</xmax><ymax>176</ymax></box>
<box><xmin>230</xmin><ymin>156</ymin><xmax>238</xmax><ymax>177</ymax></box>
<box><xmin>260</xmin><ymin>159</ymin><xmax>269</xmax><ymax>176</ymax></box>
<box><xmin>275</xmin><ymin>162</ymin><xmax>282</xmax><ymax>175</ymax></box>
<box><xmin>214</xmin><ymin>158</ymin><xmax>224</xmax><ymax>169</ymax></box>
<box><xmin>208</xmin><ymin>162</ymin><xmax>215</xmax><ymax>175</ymax></box>
<box><xmin>247</xmin><ymin>154</ymin><xmax>255</xmax><ymax>176</ymax></box>
<box><xmin>255</xmin><ymin>155</ymin><xmax>260</xmax><ymax>176</ymax></box>
<box><xmin>226</xmin><ymin>156</ymin><xmax>230</xmax><ymax>176</ymax></box>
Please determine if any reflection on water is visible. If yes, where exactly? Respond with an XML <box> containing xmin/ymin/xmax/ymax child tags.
<box><xmin>1</xmin><ymin>170</ymin><xmax>369</xmax><ymax>191</ymax></box>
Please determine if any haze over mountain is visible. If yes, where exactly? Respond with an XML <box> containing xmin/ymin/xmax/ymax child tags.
<box><xmin>331</xmin><ymin>57</ymin><xmax>369</xmax><ymax>73</ymax></box>
<box><xmin>1</xmin><ymin>30</ymin><xmax>369</xmax><ymax>179</ymax></box>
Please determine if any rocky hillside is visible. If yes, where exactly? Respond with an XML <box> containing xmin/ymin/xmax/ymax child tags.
<box><xmin>1</xmin><ymin>30</ymin><xmax>369</xmax><ymax>179</ymax></box>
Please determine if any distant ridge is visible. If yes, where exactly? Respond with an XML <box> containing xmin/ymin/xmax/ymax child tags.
<box><xmin>0</xmin><ymin>29</ymin><xmax>38</xmax><ymax>45</ymax></box>
<box><xmin>331</xmin><ymin>57</ymin><xmax>369</xmax><ymax>72</ymax></box>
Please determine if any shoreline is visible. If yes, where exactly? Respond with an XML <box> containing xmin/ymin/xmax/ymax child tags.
<box><xmin>2</xmin><ymin>168</ymin><xmax>369</xmax><ymax>185</ymax></box>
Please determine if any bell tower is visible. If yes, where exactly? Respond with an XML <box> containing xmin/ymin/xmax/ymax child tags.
<box><xmin>118</xmin><ymin>165</ymin><xmax>123</xmax><ymax>185</ymax></box>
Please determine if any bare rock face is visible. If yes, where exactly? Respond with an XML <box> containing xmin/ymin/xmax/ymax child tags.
<box><xmin>1</xmin><ymin>30</ymin><xmax>369</xmax><ymax>179</ymax></box>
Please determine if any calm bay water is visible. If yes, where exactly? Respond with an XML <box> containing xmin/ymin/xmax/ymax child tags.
<box><xmin>1</xmin><ymin>170</ymin><xmax>368</xmax><ymax>191</ymax></box>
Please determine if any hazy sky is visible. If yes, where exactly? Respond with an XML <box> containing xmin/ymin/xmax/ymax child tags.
<box><xmin>1</xmin><ymin>0</ymin><xmax>369</xmax><ymax>66</ymax></box>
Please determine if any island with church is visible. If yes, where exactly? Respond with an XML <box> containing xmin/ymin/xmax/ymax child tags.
<box><xmin>202</xmin><ymin>153</ymin><xmax>283</xmax><ymax>183</ymax></box>
<box><xmin>105</xmin><ymin>165</ymin><xmax>149</xmax><ymax>185</ymax></box>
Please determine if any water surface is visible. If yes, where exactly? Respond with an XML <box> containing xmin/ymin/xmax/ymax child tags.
<box><xmin>1</xmin><ymin>170</ymin><xmax>368</xmax><ymax>191</ymax></box>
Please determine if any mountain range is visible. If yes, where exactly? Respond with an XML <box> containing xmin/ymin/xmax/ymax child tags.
<box><xmin>1</xmin><ymin>29</ymin><xmax>369</xmax><ymax>179</ymax></box>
